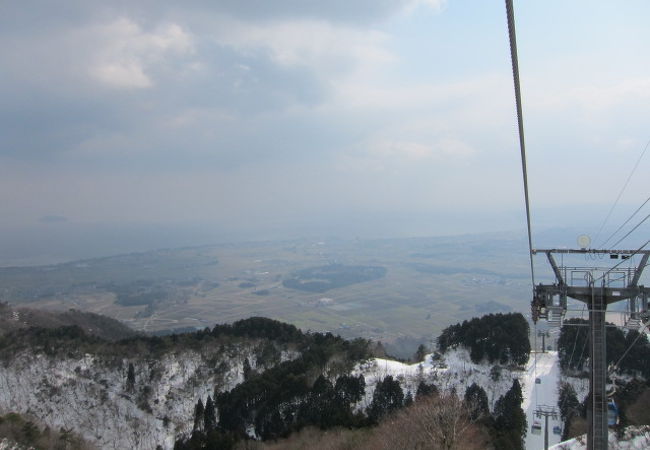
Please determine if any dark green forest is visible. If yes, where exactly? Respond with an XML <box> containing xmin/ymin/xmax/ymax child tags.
<box><xmin>557</xmin><ymin>318</ymin><xmax>650</xmax><ymax>378</ymax></box>
<box><xmin>437</xmin><ymin>313</ymin><xmax>531</xmax><ymax>365</ymax></box>
<box><xmin>175</xmin><ymin>315</ymin><xmax>529</xmax><ymax>450</ymax></box>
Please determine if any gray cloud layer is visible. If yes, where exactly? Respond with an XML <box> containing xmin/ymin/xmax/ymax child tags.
<box><xmin>2</xmin><ymin>0</ymin><xmax>650</xmax><ymax>259</ymax></box>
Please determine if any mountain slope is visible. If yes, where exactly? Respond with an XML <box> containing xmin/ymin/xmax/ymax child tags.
<box><xmin>0</xmin><ymin>303</ymin><xmax>137</xmax><ymax>341</ymax></box>
<box><xmin>0</xmin><ymin>322</ymin><xmax>301</xmax><ymax>449</ymax></box>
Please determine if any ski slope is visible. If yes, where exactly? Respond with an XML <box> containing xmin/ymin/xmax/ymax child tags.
<box><xmin>356</xmin><ymin>348</ymin><xmax>565</xmax><ymax>450</ymax></box>
<box><xmin>550</xmin><ymin>426</ymin><xmax>650</xmax><ymax>449</ymax></box>
<box><xmin>523</xmin><ymin>351</ymin><xmax>563</xmax><ymax>450</ymax></box>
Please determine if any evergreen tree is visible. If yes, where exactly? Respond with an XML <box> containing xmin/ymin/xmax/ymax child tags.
<box><xmin>493</xmin><ymin>379</ymin><xmax>526</xmax><ymax>450</ymax></box>
<box><xmin>243</xmin><ymin>358</ymin><xmax>252</xmax><ymax>381</ymax></box>
<box><xmin>368</xmin><ymin>375</ymin><xmax>404</xmax><ymax>423</ymax></box>
<box><xmin>437</xmin><ymin>313</ymin><xmax>530</xmax><ymax>365</ymax></box>
<box><xmin>414</xmin><ymin>344</ymin><xmax>428</xmax><ymax>363</ymax></box>
<box><xmin>558</xmin><ymin>383</ymin><xmax>579</xmax><ymax>421</ymax></box>
<box><xmin>204</xmin><ymin>395</ymin><xmax>217</xmax><ymax>432</ymax></box>
<box><xmin>298</xmin><ymin>375</ymin><xmax>339</xmax><ymax>429</ymax></box>
<box><xmin>558</xmin><ymin>382</ymin><xmax>580</xmax><ymax>440</ymax></box>
<box><xmin>464</xmin><ymin>383</ymin><xmax>489</xmax><ymax>421</ymax></box>
<box><xmin>193</xmin><ymin>398</ymin><xmax>204</xmax><ymax>432</ymax></box>
<box><xmin>334</xmin><ymin>374</ymin><xmax>365</xmax><ymax>405</ymax></box>
<box><xmin>621</xmin><ymin>330</ymin><xmax>650</xmax><ymax>378</ymax></box>
<box><xmin>126</xmin><ymin>363</ymin><xmax>136</xmax><ymax>392</ymax></box>
<box><xmin>415</xmin><ymin>380</ymin><xmax>437</xmax><ymax>401</ymax></box>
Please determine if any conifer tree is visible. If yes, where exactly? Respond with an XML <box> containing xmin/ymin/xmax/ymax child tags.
<box><xmin>414</xmin><ymin>344</ymin><xmax>428</xmax><ymax>363</ymax></box>
<box><xmin>464</xmin><ymin>383</ymin><xmax>489</xmax><ymax>421</ymax></box>
<box><xmin>193</xmin><ymin>398</ymin><xmax>204</xmax><ymax>432</ymax></box>
<box><xmin>558</xmin><ymin>383</ymin><xmax>580</xmax><ymax>440</ymax></box>
<box><xmin>243</xmin><ymin>358</ymin><xmax>252</xmax><ymax>381</ymax></box>
<box><xmin>126</xmin><ymin>363</ymin><xmax>136</xmax><ymax>392</ymax></box>
<box><xmin>204</xmin><ymin>395</ymin><xmax>217</xmax><ymax>432</ymax></box>
<box><xmin>369</xmin><ymin>375</ymin><xmax>404</xmax><ymax>423</ymax></box>
<box><xmin>493</xmin><ymin>379</ymin><xmax>526</xmax><ymax>450</ymax></box>
<box><xmin>415</xmin><ymin>380</ymin><xmax>437</xmax><ymax>401</ymax></box>
<box><xmin>335</xmin><ymin>374</ymin><xmax>365</xmax><ymax>404</ymax></box>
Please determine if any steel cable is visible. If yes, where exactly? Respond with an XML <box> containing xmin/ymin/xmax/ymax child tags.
<box><xmin>610</xmin><ymin>211</ymin><xmax>650</xmax><ymax>249</ymax></box>
<box><xmin>599</xmin><ymin>195</ymin><xmax>650</xmax><ymax>250</ymax></box>
<box><xmin>505</xmin><ymin>0</ymin><xmax>536</xmax><ymax>293</ymax></box>
<box><xmin>595</xmin><ymin>139</ymin><xmax>650</xmax><ymax>246</ymax></box>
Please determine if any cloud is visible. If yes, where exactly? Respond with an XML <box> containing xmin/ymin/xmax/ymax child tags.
<box><xmin>0</xmin><ymin>0</ymin><xmax>452</xmax><ymax>168</ymax></box>
<box><xmin>369</xmin><ymin>137</ymin><xmax>475</xmax><ymax>162</ymax></box>
<box><xmin>154</xmin><ymin>0</ymin><xmax>445</xmax><ymax>24</ymax></box>
<box><xmin>88</xmin><ymin>19</ymin><xmax>194</xmax><ymax>89</ymax></box>
<box><xmin>211</xmin><ymin>18</ymin><xmax>394</xmax><ymax>75</ymax></box>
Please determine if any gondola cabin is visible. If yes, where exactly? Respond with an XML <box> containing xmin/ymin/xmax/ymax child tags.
<box><xmin>531</xmin><ymin>420</ymin><xmax>542</xmax><ymax>435</ymax></box>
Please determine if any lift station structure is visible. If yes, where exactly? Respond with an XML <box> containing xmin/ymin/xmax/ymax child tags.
<box><xmin>531</xmin><ymin>246</ymin><xmax>650</xmax><ymax>450</ymax></box>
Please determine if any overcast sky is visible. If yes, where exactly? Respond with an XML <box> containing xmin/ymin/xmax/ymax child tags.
<box><xmin>2</xmin><ymin>0</ymin><xmax>650</xmax><ymax>262</ymax></box>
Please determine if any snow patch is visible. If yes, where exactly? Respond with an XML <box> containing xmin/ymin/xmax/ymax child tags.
<box><xmin>354</xmin><ymin>348</ymin><xmax>524</xmax><ymax>412</ymax></box>
<box><xmin>0</xmin><ymin>342</ymin><xmax>295</xmax><ymax>449</ymax></box>
<box><xmin>550</xmin><ymin>425</ymin><xmax>650</xmax><ymax>449</ymax></box>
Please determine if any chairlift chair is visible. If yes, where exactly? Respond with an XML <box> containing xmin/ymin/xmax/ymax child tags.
<box><xmin>607</xmin><ymin>400</ymin><xmax>619</xmax><ymax>427</ymax></box>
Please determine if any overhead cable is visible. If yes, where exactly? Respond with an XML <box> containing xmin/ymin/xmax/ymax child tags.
<box><xmin>596</xmin><ymin>238</ymin><xmax>650</xmax><ymax>283</ymax></box>
<box><xmin>600</xmin><ymin>195</ymin><xmax>650</xmax><ymax>249</ymax></box>
<box><xmin>505</xmin><ymin>0</ymin><xmax>535</xmax><ymax>292</ymax></box>
<box><xmin>610</xmin><ymin>211</ymin><xmax>650</xmax><ymax>249</ymax></box>
<box><xmin>595</xmin><ymin>138</ymin><xmax>650</xmax><ymax>246</ymax></box>
<box><xmin>609</xmin><ymin>321</ymin><xmax>649</xmax><ymax>376</ymax></box>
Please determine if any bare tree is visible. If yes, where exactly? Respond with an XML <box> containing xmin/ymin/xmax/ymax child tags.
<box><xmin>362</xmin><ymin>393</ymin><xmax>491</xmax><ymax>450</ymax></box>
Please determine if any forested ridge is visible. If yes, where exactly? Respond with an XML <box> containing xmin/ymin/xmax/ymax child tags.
<box><xmin>437</xmin><ymin>313</ymin><xmax>531</xmax><ymax>365</ymax></box>
<box><xmin>175</xmin><ymin>315</ymin><xmax>530</xmax><ymax>450</ymax></box>
<box><xmin>0</xmin><ymin>313</ymin><xmax>532</xmax><ymax>449</ymax></box>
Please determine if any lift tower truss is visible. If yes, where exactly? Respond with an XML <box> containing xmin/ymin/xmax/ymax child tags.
<box><xmin>531</xmin><ymin>248</ymin><xmax>650</xmax><ymax>450</ymax></box>
<box><xmin>535</xmin><ymin>405</ymin><xmax>559</xmax><ymax>450</ymax></box>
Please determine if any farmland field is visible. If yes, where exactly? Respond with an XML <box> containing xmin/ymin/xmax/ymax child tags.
<box><xmin>0</xmin><ymin>233</ymin><xmax>534</xmax><ymax>349</ymax></box>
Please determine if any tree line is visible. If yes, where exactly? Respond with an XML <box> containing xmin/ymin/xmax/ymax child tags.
<box><xmin>174</xmin><ymin>315</ymin><xmax>529</xmax><ymax>450</ymax></box>
<box><xmin>437</xmin><ymin>313</ymin><xmax>531</xmax><ymax>365</ymax></box>
<box><xmin>558</xmin><ymin>318</ymin><xmax>650</xmax><ymax>378</ymax></box>
<box><xmin>175</xmin><ymin>376</ymin><xmax>527</xmax><ymax>450</ymax></box>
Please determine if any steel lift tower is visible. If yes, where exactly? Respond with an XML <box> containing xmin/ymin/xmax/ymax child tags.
<box><xmin>531</xmin><ymin>245</ymin><xmax>650</xmax><ymax>450</ymax></box>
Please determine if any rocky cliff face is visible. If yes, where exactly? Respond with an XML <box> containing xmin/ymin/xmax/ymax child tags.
<box><xmin>0</xmin><ymin>341</ymin><xmax>296</xmax><ymax>450</ymax></box>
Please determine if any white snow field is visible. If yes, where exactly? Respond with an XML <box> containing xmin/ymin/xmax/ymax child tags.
<box><xmin>523</xmin><ymin>351</ymin><xmax>563</xmax><ymax>450</ymax></box>
<box><xmin>550</xmin><ymin>426</ymin><xmax>650</xmax><ymax>449</ymax></box>
<box><xmin>355</xmin><ymin>348</ymin><xmax>524</xmax><ymax>413</ymax></box>
<box><xmin>358</xmin><ymin>348</ymin><xmax>567</xmax><ymax>450</ymax></box>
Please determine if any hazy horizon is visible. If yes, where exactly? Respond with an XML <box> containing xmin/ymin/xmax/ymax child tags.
<box><xmin>2</xmin><ymin>1</ymin><xmax>649</xmax><ymax>266</ymax></box>
<box><xmin>0</xmin><ymin>205</ymin><xmax>639</xmax><ymax>267</ymax></box>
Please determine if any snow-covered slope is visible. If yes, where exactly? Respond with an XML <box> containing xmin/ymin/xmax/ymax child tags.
<box><xmin>0</xmin><ymin>343</ymin><xmax>295</xmax><ymax>449</ymax></box>
<box><xmin>0</xmin><ymin>438</ymin><xmax>29</xmax><ymax>450</ymax></box>
<box><xmin>523</xmin><ymin>351</ymin><xmax>562</xmax><ymax>450</ymax></box>
<box><xmin>550</xmin><ymin>426</ymin><xmax>650</xmax><ymax>449</ymax></box>
<box><xmin>357</xmin><ymin>348</ymin><xmax>567</xmax><ymax>450</ymax></box>
<box><xmin>355</xmin><ymin>348</ymin><xmax>526</xmax><ymax>412</ymax></box>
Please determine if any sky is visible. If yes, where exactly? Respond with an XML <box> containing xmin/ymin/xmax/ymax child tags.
<box><xmin>2</xmin><ymin>0</ymin><xmax>650</xmax><ymax>263</ymax></box>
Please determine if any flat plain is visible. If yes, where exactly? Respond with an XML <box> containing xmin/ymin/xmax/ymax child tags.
<box><xmin>0</xmin><ymin>233</ymin><xmax>533</xmax><ymax>347</ymax></box>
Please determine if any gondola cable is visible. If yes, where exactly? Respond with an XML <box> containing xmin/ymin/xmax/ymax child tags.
<box><xmin>594</xmin><ymin>139</ymin><xmax>650</xmax><ymax>247</ymax></box>
<box><xmin>599</xmin><ymin>194</ymin><xmax>650</xmax><ymax>250</ymax></box>
<box><xmin>504</xmin><ymin>0</ymin><xmax>540</xmax><ymax>409</ymax></box>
